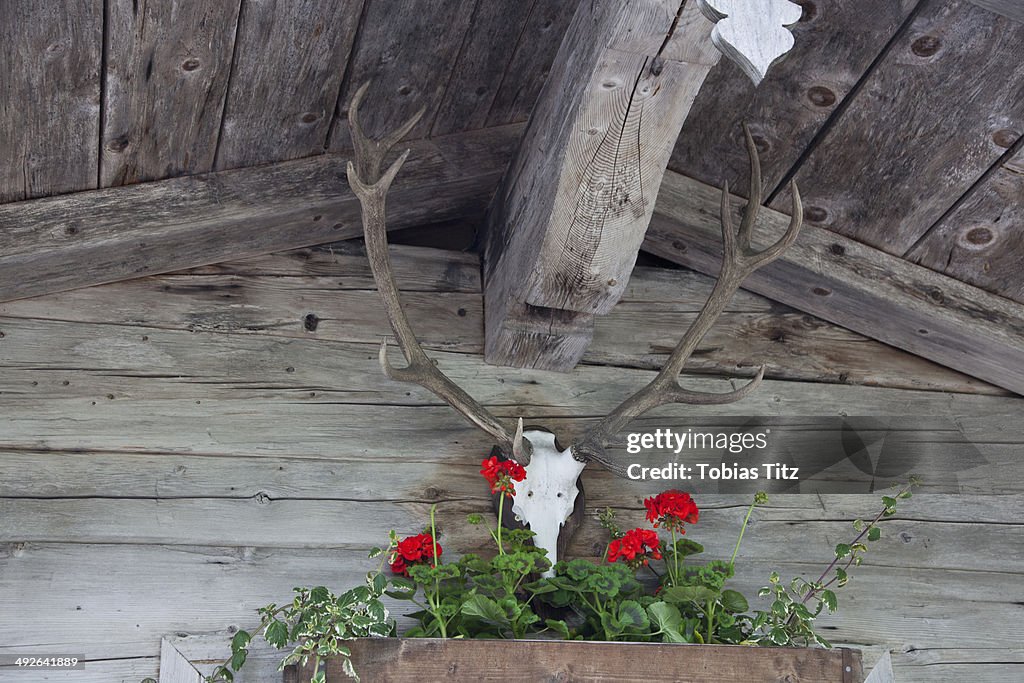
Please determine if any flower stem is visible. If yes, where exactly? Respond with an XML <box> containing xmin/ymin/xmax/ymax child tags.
<box><xmin>730</xmin><ymin>498</ymin><xmax>758</xmax><ymax>569</ymax></box>
<box><xmin>496</xmin><ymin>494</ymin><xmax>505</xmax><ymax>555</ymax></box>
<box><xmin>670</xmin><ymin>527</ymin><xmax>679</xmax><ymax>586</ymax></box>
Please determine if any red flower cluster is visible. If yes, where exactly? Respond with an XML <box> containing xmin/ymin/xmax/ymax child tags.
<box><xmin>644</xmin><ymin>490</ymin><xmax>699</xmax><ymax>533</ymax></box>
<box><xmin>389</xmin><ymin>533</ymin><xmax>442</xmax><ymax>576</ymax></box>
<box><xmin>607</xmin><ymin>528</ymin><xmax>662</xmax><ymax>567</ymax></box>
<box><xmin>480</xmin><ymin>456</ymin><xmax>527</xmax><ymax>496</ymax></box>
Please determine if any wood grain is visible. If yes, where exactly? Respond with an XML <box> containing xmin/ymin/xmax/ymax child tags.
<box><xmin>670</xmin><ymin>0</ymin><xmax>920</xmax><ymax>197</ymax></box>
<box><xmin>0</xmin><ymin>125</ymin><xmax>520</xmax><ymax>303</ymax></box>
<box><xmin>214</xmin><ymin>0</ymin><xmax>364</xmax><ymax>170</ymax></box>
<box><xmin>0</xmin><ymin>245</ymin><xmax>1002</xmax><ymax>399</ymax></box>
<box><xmin>0</xmin><ymin>0</ymin><xmax>102</xmax><ymax>202</ymax></box>
<box><xmin>430</xmin><ymin>1</ymin><xmax>536</xmax><ymax>136</ymax></box>
<box><xmin>483</xmin><ymin>0</ymin><xmax>721</xmax><ymax>369</ymax></box>
<box><xmin>327</xmin><ymin>0</ymin><xmax>478</xmax><ymax>153</ymax></box>
<box><xmin>907</xmin><ymin>143</ymin><xmax>1024</xmax><ymax>304</ymax></box>
<box><xmin>101</xmin><ymin>0</ymin><xmax>240</xmax><ymax>186</ymax></box>
<box><xmin>965</xmin><ymin>0</ymin><xmax>1024</xmax><ymax>22</ymax></box>
<box><xmin>288</xmin><ymin>639</ymin><xmax>860</xmax><ymax>683</ymax></box>
<box><xmin>776</xmin><ymin>0</ymin><xmax>1024</xmax><ymax>253</ymax></box>
<box><xmin>644</xmin><ymin>170</ymin><xmax>1024</xmax><ymax>396</ymax></box>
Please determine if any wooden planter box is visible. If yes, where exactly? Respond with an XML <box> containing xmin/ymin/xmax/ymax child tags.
<box><xmin>283</xmin><ymin>638</ymin><xmax>864</xmax><ymax>682</ymax></box>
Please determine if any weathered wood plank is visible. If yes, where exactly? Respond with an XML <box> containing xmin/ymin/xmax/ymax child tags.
<box><xmin>290</xmin><ymin>638</ymin><xmax>857</xmax><ymax>683</ymax></box>
<box><xmin>214</xmin><ymin>0</ymin><xmax>364</xmax><ymax>170</ymax></box>
<box><xmin>484</xmin><ymin>0</ymin><xmax>582</xmax><ymax>127</ymax></box>
<box><xmin>0</xmin><ymin>0</ymin><xmax>102</xmax><ymax>202</ymax></box>
<box><xmin>101</xmin><ymin>0</ymin><xmax>240</xmax><ymax>186</ymax></box>
<box><xmin>3</xmin><ymin>495</ymin><xmax>1021</xmax><ymax>576</ymax></box>
<box><xmin>0</xmin><ymin>264</ymin><xmax>1001</xmax><ymax>396</ymax></box>
<box><xmin>966</xmin><ymin>0</ymin><xmax>1024</xmax><ymax>22</ymax></box>
<box><xmin>644</xmin><ymin>170</ymin><xmax>1024</xmax><ymax>396</ymax></box>
<box><xmin>430</xmin><ymin>1</ymin><xmax>537</xmax><ymax>136</ymax></box>
<box><xmin>0</xmin><ymin>124</ymin><xmax>521</xmax><ymax>303</ymax></box>
<box><xmin>907</xmin><ymin>142</ymin><xmax>1024</xmax><ymax>305</ymax></box>
<box><xmin>2</xmin><ymin>543</ymin><xmax>1021</xmax><ymax>665</ymax></box>
<box><xmin>326</xmin><ymin>0</ymin><xmax>478</xmax><ymax>154</ymax></box>
<box><xmin>483</xmin><ymin>0</ymin><xmax>723</xmax><ymax>369</ymax></box>
<box><xmin>775</xmin><ymin>0</ymin><xmax>1024</xmax><ymax>253</ymax></box>
<box><xmin>0</xmin><ymin>657</ymin><xmax>158</xmax><ymax>683</ymax></box>
<box><xmin>670</xmin><ymin>0</ymin><xmax>919</xmax><ymax>197</ymax></box>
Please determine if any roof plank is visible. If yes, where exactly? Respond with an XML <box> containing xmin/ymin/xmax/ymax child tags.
<box><xmin>0</xmin><ymin>0</ymin><xmax>102</xmax><ymax>202</ymax></box>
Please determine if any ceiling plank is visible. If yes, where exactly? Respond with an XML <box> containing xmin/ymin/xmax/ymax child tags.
<box><xmin>101</xmin><ymin>0</ymin><xmax>240</xmax><ymax>186</ymax></box>
<box><xmin>772</xmin><ymin>0</ymin><xmax>1024</xmax><ymax>254</ymax></box>
<box><xmin>965</xmin><ymin>0</ymin><xmax>1024</xmax><ymax>22</ymax></box>
<box><xmin>907</xmin><ymin>140</ymin><xmax>1024</xmax><ymax>305</ymax></box>
<box><xmin>644</xmin><ymin>170</ymin><xmax>1024</xmax><ymax>396</ymax></box>
<box><xmin>0</xmin><ymin>0</ymin><xmax>102</xmax><ymax>203</ymax></box>
<box><xmin>670</xmin><ymin>0</ymin><xmax>920</xmax><ymax>198</ymax></box>
<box><xmin>0</xmin><ymin>125</ymin><xmax>520</xmax><ymax>304</ymax></box>
<box><xmin>483</xmin><ymin>0</ymin><xmax>739</xmax><ymax>370</ymax></box>
<box><xmin>212</xmin><ymin>0</ymin><xmax>364</xmax><ymax>170</ymax></box>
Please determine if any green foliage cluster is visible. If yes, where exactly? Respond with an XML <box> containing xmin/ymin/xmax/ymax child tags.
<box><xmin>205</xmin><ymin>480</ymin><xmax>916</xmax><ymax>683</ymax></box>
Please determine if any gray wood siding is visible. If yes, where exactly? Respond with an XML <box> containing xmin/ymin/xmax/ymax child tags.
<box><xmin>0</xmin><ymin>245</ymin><xmax>1020</xmax><ymax>683</ymax></box>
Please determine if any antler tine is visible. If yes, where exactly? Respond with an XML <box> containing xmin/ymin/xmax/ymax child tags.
<box><xmin>349</xmin><ymin>81</ymin><xmax>426</xmax><ymax>184</ymax></box>
<box><xmin>738</xmin><ymin>124</ymin><xmax>762</xmax><ymax>251</ymax></box>
<box><xmin>347</xmin><ymin>82</ymin><xmax>532</xmax><ymax>464</ymax></box>
<box><xmin>572</xmin><ymin>126</ymin><xmax>802</xmax><ymax>470</ymax></box>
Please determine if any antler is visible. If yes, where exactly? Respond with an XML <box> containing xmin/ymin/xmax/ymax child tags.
<box><xmin>346</xmin><ymin>82</ymin><xmax>533</xmax><ymax>464</ymax></box>
<box><xmin>572</xmin><ymin>125</ymin><xmax>802</xmax><ymax>475</ymax></box>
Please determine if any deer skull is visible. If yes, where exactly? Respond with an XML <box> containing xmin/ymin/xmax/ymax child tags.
<box><xmin>510</xmin><ymin>429</ymin><xmax>586</xmax><ymax>575</ymax></box>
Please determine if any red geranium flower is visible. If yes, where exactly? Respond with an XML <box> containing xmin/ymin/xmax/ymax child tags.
<box><xmin>480</xmin><ymin>456</ymin><xmax>527</xmax><ymax>496</ymax></box>
<box><xmin>389</xmin><ymin>532</ymin><xmax>442</xmax><ymax>576</ymax></box>
<box><xmin>608</xmin><ymin>528</ymin><xmax>662</xmax><ymax>568</ymax></box>
<box><xmin>644</xmin><ymin>490</ymin><xmax>699</xmax><ymax>533</ymax></box>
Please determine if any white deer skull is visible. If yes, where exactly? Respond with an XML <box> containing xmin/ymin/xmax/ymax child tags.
<box><xmin>511</xmin><ymin>429</ymin><xmax>586</xmax><ymax>575</ymax></box>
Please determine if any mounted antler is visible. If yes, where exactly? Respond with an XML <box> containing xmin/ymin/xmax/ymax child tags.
<box><xmin>346</xmin><ymin>82</ymin><xmax>800</xmax><ymax>570</ymax></box>
<box><xmin>345</xmin><ymin>82</ymin><xmax>533</xmax><ymax>465</ymax></box>
<box><xmin>571</xmin><ymin>125</ymin><xmax>802</xmax><ymax>475</ymax></box>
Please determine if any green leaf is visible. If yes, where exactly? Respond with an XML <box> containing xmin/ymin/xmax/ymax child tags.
<box><xmin>229</xmin><ymin>648</ymin><xmax>247</xmax><ymax>672</ymax></box>
<box><xmin>616</xmin><ymin>600</ymin><xmax>649</xmax><ymax>631</ymax></box>
<box><xmin>820</xmin><ymin>589</ymin><xmax>838</xmax><ymax>613</ymax></box>
<box><xmin>835</xmin><ymin>567</ymin><xmax>848</xmax><ymax>587</ymax></box>
<box><xmin>882</xmin><ymin>496</ymin><xmax>897</xmax><ymax>509</ymax></box>
<box><xmin>834</xmin><ymin>543</ymin><xmax>851</xmax><ymax>558</ymax></box>
<box><xmin>230</xmin><ymin>630</ymin><xmax>251</xmax><ymax>651</ymax></box>
<box><xmin>461</xmin><ymin>594</ymin><xmax>511</xmax><ymax>627</ymax></box>
<box><xmin>342</xmin><ymin>656</ymin><xmax>359</xmax><ymax>682</ymax></box>
<box><xmin>367</xmin><ymin>547</ymin><xmax>383</xmax><ymax>559</ymax></box>
<box><xmin>647</xmin><ymin>601</ymin><xmax>687</xmax><ymax>642</ymax></box>
<box><xmin>661</xmin><ymin>585</ymin><xmax>718</xmax><ymax>604</ymax></box>
<box><xmin>370</xmin><ymin>572</ymin><xmax>387</xmax><ymax>594</ymax></box>
<box><xmin>265</xmin><ymin>620</ymin><xmax>288</xmax><ymax>648</ymax></box>
<box><xmin>868</xmin><ymin>527</ymin><xmax>881</xmax><ymax>542</ymax></box>
<box><xmin>545</xmin><ymin>619</ymin><xmax>571</xmax><ymax>640</ymax></box>
<box><xmin>720</xmin><ymin>589</ymin><xmax>749</xmax><ymax>613</ymax></box>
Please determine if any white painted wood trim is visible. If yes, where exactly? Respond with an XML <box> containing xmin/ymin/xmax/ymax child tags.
<box><xmin>697</xmin><ymin>0</ymin><xmax>803</xmax><ymax>84</ymax></box>
<box><xmin>159</xmin><ymin>637</ymin><xmax>203</xmax><ymax>683</ymax></box>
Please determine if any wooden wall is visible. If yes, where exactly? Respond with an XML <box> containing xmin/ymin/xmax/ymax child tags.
<box><xmin>1</xmin><ymin>244</ymin><xmax>1021</xmax><ymax>682</ymax></box>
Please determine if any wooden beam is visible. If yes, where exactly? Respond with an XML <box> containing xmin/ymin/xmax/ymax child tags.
<box><xmin>483</xmin><ymin>0</ymin><xmax>802</xmax><ymax>370</ymax></box>
<box><xmin>483</xmin><ymin>0</ymin><xmax>720</xmax><ymax>370</ymax></box>
<box><xmin>0</xmin><ymin>124</ymin><xmax>521</xmax><ymax>304</ymax></box>
<box><xmin>643</xmin><ymin>170</ymin><xmax>1024</xmax><ymax>396</ymax></box>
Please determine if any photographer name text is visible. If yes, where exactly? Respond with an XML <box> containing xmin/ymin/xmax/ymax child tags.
<box><xmin>627</xmin><ymin>462</ymin><xmax>799</xmax><ymax>481</ymax></box>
